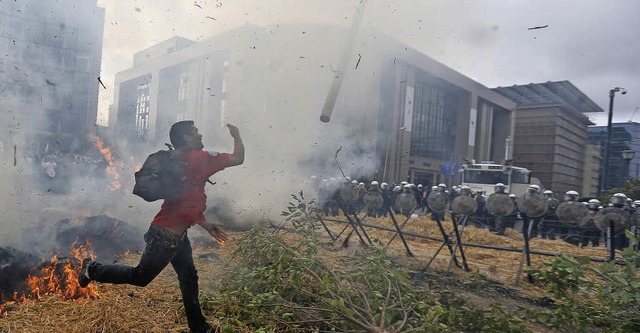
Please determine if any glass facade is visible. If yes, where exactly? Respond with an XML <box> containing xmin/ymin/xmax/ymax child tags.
<box><xmin>588</xmin><ymin>123</ymin><xmax>640</xmax><ymax>191</ymax></box>
<box><xmin>409</xmin><ymin>83</ymin><xmax>451</xmax><ymax>160</ymax></box>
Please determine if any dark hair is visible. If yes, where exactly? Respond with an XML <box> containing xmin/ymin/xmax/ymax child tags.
<box><xmin>169</xmin><ymin>120</ymin><xmax>194</xmax><ymax>148</ymax></box>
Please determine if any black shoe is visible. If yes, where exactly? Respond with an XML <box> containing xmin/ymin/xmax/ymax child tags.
<box><xmin>78</xmin><ymin>258</ymin><xmax>93</xmax><ymax>288</ymax></box>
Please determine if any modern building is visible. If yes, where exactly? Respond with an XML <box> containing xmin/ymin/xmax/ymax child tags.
<box><xmin>583</xmin><ymin>144</ymin><xmax>601</xmax><ymax>197</ymax></box>
<box><xmin>0</xmin><ymin>0</ymin><xmax>105</xmax><ymax>154</ymax></box>
<box><xmin>493</xmin><ymin>81</ymin><xmax>603</xmax><ymax>197</ymax></box>
<box><xmin>109</xmin><ymin>24</ymin><xmax>517</xmax><ymax>188</ymax></box>
<box><xmin>588</xmin><ymin>122</ymin><xmax>640</xmax><ymax>192</ymax></box>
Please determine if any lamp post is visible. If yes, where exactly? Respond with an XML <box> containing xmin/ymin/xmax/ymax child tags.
<box><xmin>600</xmin><ymin>87</ymin><xmax>627</xmax><ymax>195</ymax></box>
<box><xmin>622</xmin><ymin>149</ymin><xmax>636</xmax><ymax>185</ymax></box>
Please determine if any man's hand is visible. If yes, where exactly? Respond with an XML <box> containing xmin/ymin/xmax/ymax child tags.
<box><xmin>198</xmin><ymin>221</ymin><xmax>228</xmax><ymax>245</ymax></box>
<box><xmin>227</xmin><ymin>124</ymin><xmax>240</xmax><ymax>139</ymax></box>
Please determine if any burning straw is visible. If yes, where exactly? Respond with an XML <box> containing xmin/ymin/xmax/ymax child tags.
<box><xmin>0</xmin><ymin>240</ymin><xmax>98</xmax><ymax>318</ymax></box>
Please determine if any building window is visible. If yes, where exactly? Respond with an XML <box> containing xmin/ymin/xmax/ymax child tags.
<box><xmin>62</xmin><ymin>50</ymin><xmax>75</xmax><ymax>70</ymax></box>
<box><xmin>178</xmin><ymin>73</ymin><xmax>189</xmax><ymax>101</ymax></box>
<box><xmin>135</xmin><ymin>83</ymin><xmax>150</xmax><ymax>140</ymax></box>
<box><xmin>220</xmin><ymin>99</ymin><xmax>228</xmax><ymax>125</ymax></box>
<box><xmin>76</xmin><ymin>55</ymin><xmax>90</xmax><ymax>73</ymax></box>
<box><xmin>410</xmin><ymin>83</ymin><xmax>448</xmax><ymax>159</ymax></box>
<box><xmin>61</xmin><ymin>29</ymin><xmax>77</xmax><ymax>48</ymax></box>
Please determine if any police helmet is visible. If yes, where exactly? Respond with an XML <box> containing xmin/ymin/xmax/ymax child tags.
<box><xmin>564</xmin><ymin>190</ymin><xmax>579</xmax><ymax>201</ymax></box>
<box><xmin>461</xmin><ymin>186</ymin><xmax>472</xmax><ymax>195</ymax></box>
<box><xmin>587</xmin><ymin>198</ymin><xmax>600</xmax><ymax>209</ymax></box>
<box><xmin>610</xmin><ymin>193</ymin><xmax>627</xmax><ymax>207</ymax></box>
<box><xmin>494</xmin><ymin>183</ymin><xmax>506</xmax><ymax>193</ymax></box>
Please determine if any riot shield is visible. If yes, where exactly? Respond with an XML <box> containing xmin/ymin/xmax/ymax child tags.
<box><xmin>451</xmin><ymin>195</ymin><xmax>477</xmax><ymax>216</ymax></box>
<box><xmin>339</xmin><ymin>184</ymin><xmax>358</xmax><ymax>202</ymax></box>
<box><xmin>363</xmin><ymin>191</ymin><xmax>383</xmax><ymax>210</ymax></box>
<box><xmin>395</xmin><ymin>192</ymin><xmax>417</xmax><ymax>213</ymax></box>
<box><xmin>556</xmin><ymin>201</ymin><xmax>589</xmax><ymax>225</ymax></box>
<box><xmin>427</xmin><ymin>191</ymin><xmax>451</xmax><ymax>213</ymax></box>
<box><xmin>486</xmin><ymin>193</ymin><xmax>514</xmax><ymax>217</ymax></box>
<box><xmin>594</xmin><ymin>207</ymin><xmax>631</xmax><ymax>232</ymax></box>
<box><xmin>516</xmin><ymin>192</ymin><xmax>548</xmax><ymax>218</ymax></box>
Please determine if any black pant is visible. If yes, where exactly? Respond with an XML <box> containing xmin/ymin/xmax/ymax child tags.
<box><xmin>89</xmin><ymin>226</ymin><xmax>210</xmax><ymax>333</ymax></box>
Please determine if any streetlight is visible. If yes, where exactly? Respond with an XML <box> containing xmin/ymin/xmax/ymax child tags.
<box><xmin>600</xmin><ymin>87</ymin><xmax>627</xmax><ymax>195</ymax></box>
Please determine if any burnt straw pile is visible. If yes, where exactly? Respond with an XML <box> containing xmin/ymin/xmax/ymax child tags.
<box><xmin>22</xmin><ymin>215</ymin><xmax>145</xmax><ymax>260</ymax></box>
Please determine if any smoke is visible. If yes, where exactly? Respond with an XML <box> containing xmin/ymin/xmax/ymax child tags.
<box><xmin>0</xmin><ymin>1</ymin><xmax>120</xmax><ymax>251</ymax></box>
<box><xmin>5</xmin><ymin>0</ymin><xmax>637</xmax><ymax>251</ymax></box>
<box><xmin>172</xmin><ymin>23</ymin><xmax>397</xmax><ymax>225</ymax></box>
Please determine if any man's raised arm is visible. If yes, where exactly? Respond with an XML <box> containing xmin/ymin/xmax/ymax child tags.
<box><xmin>225</xmin><ymin>124</ymin><xmax>244</xmax><ymax>167</ymax></box>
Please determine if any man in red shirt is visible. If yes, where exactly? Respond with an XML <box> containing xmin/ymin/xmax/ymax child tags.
<box><xmin>78</xmin><ymin>120</ymin><xmax>244</xmax><ymax>333</ymax></box>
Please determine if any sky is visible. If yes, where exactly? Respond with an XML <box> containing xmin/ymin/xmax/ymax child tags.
<box><xmin>95</xmin><ymin>0</ymin><xmax>640</xmax><ymax>126</ymax></box>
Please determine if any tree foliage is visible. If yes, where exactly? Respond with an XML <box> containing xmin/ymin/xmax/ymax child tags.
<box><xmin>527</xmin><ymin>233</ymin><xmax>640</xmax><ymax>332</ymax></box>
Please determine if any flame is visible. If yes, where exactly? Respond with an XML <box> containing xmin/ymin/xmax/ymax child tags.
<box><xmin>26</xmin><ymin>239</ymin><xmax>99</xmax><ymax>300</ymax></box>
<box><xmin>89</xmin><ymin>134</ymin><xmax>122</xmax><ymax>191</ymax></box>
<box><xmin>0</xmin><ymin>239</ymin><xmax>99</xmax><ymax>317</ymax></box>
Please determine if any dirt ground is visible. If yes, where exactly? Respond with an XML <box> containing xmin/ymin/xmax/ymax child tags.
<box><xmin>0</xmin><ymin>214</ymin><xmax>612</xmax><ymax>332</ymax></box>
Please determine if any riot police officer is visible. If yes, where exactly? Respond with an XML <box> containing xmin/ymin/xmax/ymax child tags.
<box><xmin>540</xmin><ymin>190</ymin><xmax>560</xmax><ymax>240</ymax></box>
<box><xmin>581</xmin><ymin>199</ymin><xmax>602</xmax><ymax>247</ymax></box>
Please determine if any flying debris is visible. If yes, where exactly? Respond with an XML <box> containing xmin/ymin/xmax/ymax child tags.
<box><xmin>194</xmin><ymin>2</ymin><xmax>202</xmax><ymax>9</ymax></box>
<box><xmin>355</xmin><ymin>53</ymin><xmax>362</xmax><ymax>69</ymax></box>
<box><xmin>320</xmin><ymin>0</ymin><xmax>368</xmax><ymax>123</ymax></box>
<box><xmin>97</xmin><ymin>77</ymin><xmax>107</xmax><ymax>89</ymax></box>
<box><xmin>527</xmin><ymin>25</ymin><xmax>548</xmax><ymax>30</ymax></box>
<box><xmin>206</xmin><ymin>16</ymin><xmax>216</xmax><ymax>20</ymax></box>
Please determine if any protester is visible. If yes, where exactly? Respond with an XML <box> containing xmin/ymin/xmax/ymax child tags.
<box><xmin>78</xmin><ymin>120</ymin><xmax>245</xmax><ymax>333</ymax></box>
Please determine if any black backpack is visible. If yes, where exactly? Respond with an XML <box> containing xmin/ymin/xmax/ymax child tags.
<box><xmin>133</xmin><ymin>145</ymin><xmax>187</xmax><ymax>202</ymax></box>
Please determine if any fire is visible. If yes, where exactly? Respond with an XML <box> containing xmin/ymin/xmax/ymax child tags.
<box><xmin>89</xmin><ymin>134</ymin><xmax>123</xmax><ymax>191</ymax></box>
<box><xmin>0</xmin><ymin>239</ymin><xmax>99</xmax><ymax>317</ymax></box>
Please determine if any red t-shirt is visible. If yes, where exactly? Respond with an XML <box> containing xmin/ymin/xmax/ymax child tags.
<box><xmin>151</xmin><ymin>150</ymin><xmax>230</xmax><ymax>228</ymax></box>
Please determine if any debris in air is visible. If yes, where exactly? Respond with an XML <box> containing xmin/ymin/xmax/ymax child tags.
<box><xmin>527</xmin><ymin>25</ymin><xmax>548</xmax><ymax>30</ymax></box>
<box><xmin>97</xmin><ymin>77</ymin><xmax>107</xmax><ymax>89</ymax></box>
